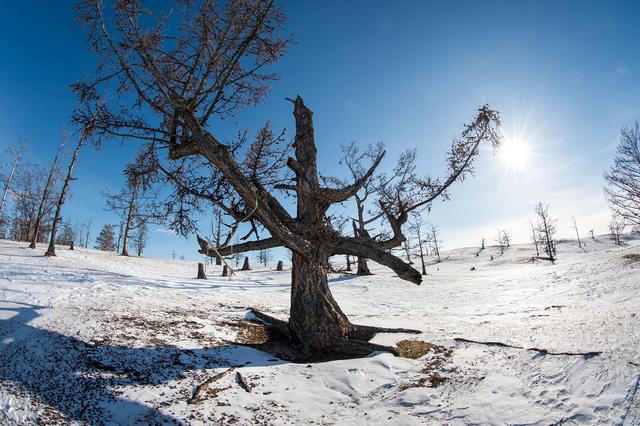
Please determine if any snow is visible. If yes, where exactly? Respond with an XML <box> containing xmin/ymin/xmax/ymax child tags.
<box><xmin>0</xmin><ymin>237</ymin><xmax>639</xmax><ymax>424</ymax></box>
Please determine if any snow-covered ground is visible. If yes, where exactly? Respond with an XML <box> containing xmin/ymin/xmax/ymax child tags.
<box><xmin>0</xmin><ymin>237</ymin><xmax>639</xmax><ymax>425</ymax></box>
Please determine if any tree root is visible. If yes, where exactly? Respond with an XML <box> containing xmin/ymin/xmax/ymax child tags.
<box><xmin>349</xmin><ymin>323</ymin><xmax>421</xmax><ymax>341</ymax></box>
<box><xmin>454</xmin><ymin>337</ymin><xmax>601</xmax><ymax>358</ymax></box>
<box><xmin>243</xmin><ymin>309</ymin><xmax>425</xmax><ymax>361</ymax></box>
<box><xmin>247</xmin><ymin>309</ymin><xmax>289</xmax><ymax>335</ymax></box>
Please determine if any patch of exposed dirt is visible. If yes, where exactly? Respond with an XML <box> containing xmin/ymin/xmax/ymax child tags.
<box><xmin>395</xmin><ymin>340</ymin><xmax>453</xmax><ymax>359</ymax></box>
<box><xmin>623</xmin><ymin>253</ymin><xmax>640</xmax><ymax>262</ymax></box>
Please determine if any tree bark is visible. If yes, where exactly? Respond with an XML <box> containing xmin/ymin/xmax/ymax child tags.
<box><xmin>221</xmin><ymin>264</ymin><xmax>229</xmax><ymax>277</ymax></box>
<box><xmin>276</xmin><ymin>260</ymin><xmax>283</xmax><ymax>271</ymax></box>
<box><xmin>288</xmin><ymin>251</ymin><xmax>353</xmax><ymax>356</ymax></box>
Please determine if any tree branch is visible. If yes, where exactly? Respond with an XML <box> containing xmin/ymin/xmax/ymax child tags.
<box><xmin>333</xmin><ymin>237</ymin><xmax>422</xmax><ymax>284</ymax></box>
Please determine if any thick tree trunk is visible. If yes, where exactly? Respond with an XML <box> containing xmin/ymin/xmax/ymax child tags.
<box><xmin>276</xmin><ymin>260</ymin><xmax>283</xmax><ymax>271</ymax></box>
<box><xmin>197</xmin><ymin>263</ymin><xmax>207</xmax><ymax>279</ymax></box>
<box><xmin>221</xmin><ymin>265</ymin><xmax>229</xmax><ymax>277</ymax></box>
<box><xmin>288</xmin><ymin>252</ymin><xmax>353</xmax><ymax>356</ymax></box>
<box><xmin>241</xmin><ymin>256</ymin><xmax>250</xmax><ymax>270</ymax></box>
<box><xmin>356</xmin><ymin>256</ymin><xmax>371</xmax><ymax>275</ymax></box>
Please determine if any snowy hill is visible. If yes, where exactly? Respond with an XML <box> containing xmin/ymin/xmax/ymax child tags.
<box><xmin>1</xmin><ymin>237</ymin><xmax>639</xmax><ymax>424</ymax></box>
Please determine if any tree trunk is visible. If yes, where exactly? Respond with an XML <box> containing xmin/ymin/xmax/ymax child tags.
<box><xmin>276</xmin><ymin>260</ymin><xmax>283</xmax><ymax>271</ymax></box>
<box><xmin>288</xmin><ymin>252</ymin><xmax>352</xmax><ymax>356</ymax></box>
<box><xmin>0</xmin><ymin>154</ymin><xmax>20</xmax><ymax>219</ymax></box>
<box><xmin>345</xmin><ymin>254</ymin><xmax>351</xmax><ymax>271</ymax></box>
<box><xmin>356</xmin><ymin>256</ymin><xmax>372</xmax><ymax>275</ymax></box>
<box><xmin>121</xmin><ymin>185</ymin><xmax>137</xmax><ymax>257</ymax></box>
<box><xmin>70</xmin><ymin>240</ymin><xmax>74</xmax><ymax>250</ymax></box>
<box><xmin>221</xmin><ymin>264</ymin><xmax>229</xmax><ymax>277</ymax></box>
<box><xmin>197</xmin><ymin>262</ymin><xmax>207</xmax><ymax>279</ymax></box>
<box><xmin>45</xmin><ymin>134</ymin><xmax>85</xmax><ymax>257</ymax></box>
<box><xmin>241</xmin><ymin>256</ymin><xmax>250</xmax><ymax>270</ymax></box>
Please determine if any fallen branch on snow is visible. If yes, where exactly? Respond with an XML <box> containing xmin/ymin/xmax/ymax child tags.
<box><xmin>454</xmin><ymin>338</ymin><xmax>601</xmax><ymax>358</ymax></box>
<box><xmin>187</xmin><ymin>367</ymin><xmax>236</xmax><ymax>404</ymax></box>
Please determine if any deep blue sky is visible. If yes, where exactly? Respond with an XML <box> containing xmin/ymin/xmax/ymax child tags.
<box><xmin>1</xmin><ymin>1</ymin><xmax>639</xmax><ymax>260</ymax></box>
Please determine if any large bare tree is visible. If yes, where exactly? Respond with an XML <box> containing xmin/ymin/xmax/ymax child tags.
<box><xmin>73</xmin><ymin>0</ymin><xmax>501</xmax><ymax>359</ymax></box>
<box><xmin>604</xmin><ymin>122</ymin><xmax>640</xmax><ymax>227</ymax></box>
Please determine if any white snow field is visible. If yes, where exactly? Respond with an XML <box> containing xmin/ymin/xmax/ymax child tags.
<box><xmin>0</xmin><ymin>236</ymin><xmax>639</xmax><ymax>425</ymax></box>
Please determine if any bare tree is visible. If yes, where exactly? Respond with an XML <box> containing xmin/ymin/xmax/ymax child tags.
<box><xmin>533</xmin><ymin>202</ymin><xmax>557</xmax><ymax>261</ymax></box>
<box><xmin>495</xmin><ymin>229</ymin><xmax>506</xmax><ymax>255</ymax></box>
<box><xmin>529</xmin><ymin>219</ymin><xmax>539</xmax><ymax>257</ymax></box>
<box><xmin>609</xmin><ymin>217</ymin><xmax>625</xmax><ymax>245</ymax></box>
<box><xmin>429</xmin><ymin>224</ymin><xmax>442</xmax><ymax>263</ymax></box>
<box><xmin>81</xmin><ymin>219</ymin><xmax>92</xmax><ymax>248</ymax></box>
<box><xmin>0</xmin><ymin>144</ymin><xmax>27</xmax><ymax>222</ymax></box>
<box><xmin>571</xmin><ymin>215</ymin><xmax>582</xmax><ymax>249</ymax></box>
<box><xmin>256</xmin><ymin>247</ymin><xmax>272</xmax><ymax>266</ymax></box>
<box><xmin>604</xmin><ymin>122</ymin><xmax>640</xmax><ymax>227</ymax></box>
<box><xmin>134</xmin><ymin>222</ymin><xmax>149</xmax><ymax>256</ymax></box>
<box><xmin>409</xmin><ymin>213</ymin><xmax>428</xmax><ymax>275</ymax></box>
<box><xmin>12</xmin><ymin>165</ymin><xmax>49</xmax><ymax>242</ymax></box>
<box><xmin>73</xmin><ymin>0</ymin><xmax>500</xmax><ymax>359</ymax></box>
<box><xmin>105</xmin><ymin>162</ymin><xmax>160</xmax><ymax>256</ymax></box>
<box><xmin>211</xmin><ymin>207</ymin><xmax>223</xmax><ymax>265</ymax></box>
<box><xmin>29</xmin><ymin>134</ymin><xmax>65</xmax><ymax>249</ymax></box>
<box><xmin>45</xmin><ymin>129</ymin><xmax>89</xmax><ymax>256</ymax></box>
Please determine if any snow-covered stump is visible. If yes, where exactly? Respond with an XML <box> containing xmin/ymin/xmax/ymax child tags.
<box><xmin>197</xmin><ymin>263</ymin><xmax>207</xmax><ymax>279</ymax></box>
<box><xmin>276</xmin><ymin>260</ymin><xmax>283</xmax><ymax>271</ymax></box>
<box><xmin>241</xmin><ymin>256</ymin><xmax>250</xmax><ymax>271</ymax></box>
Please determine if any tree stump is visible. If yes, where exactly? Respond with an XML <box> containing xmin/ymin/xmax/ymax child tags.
<box><xmin>241</xmin><ymin>256</ymin><xmax>250</xmax><ymax>271</ymax></box>
<box><xmin>276</xmin><ymin>260</ymin><xmax>283</xmax><ymax>271</ymax></box>
<box><xmin>222</xmin><ymin>265</ymin><xmax>229</xmax><ymax>277</ymax></box>
<box><xmin>197</xmin><ymin>262</ymin><xmax>207</xmax><ymax>279</ymax></box>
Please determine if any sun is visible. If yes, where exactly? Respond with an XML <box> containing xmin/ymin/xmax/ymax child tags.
<box><xmin>499</xmin><ymin>135</ymin><xmax>530</xmax><ymax>169</ymax></box>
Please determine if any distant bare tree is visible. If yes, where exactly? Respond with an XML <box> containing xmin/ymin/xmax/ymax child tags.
<box><xmin>134</xmin><ymin>222</ymin><xmax>149</xmax><ymax>256</ymax></box>
<box><xmin>409</xmin><ymin>213</ymin><xmax>428</xmax><ymax>275</ymax></box>
<box><xmin>571</xmin><ymin>215</ymin><xmax>582</xmax><ymax>249</ymax></box>
<box><xmin>529</xmin><ymin>219</ymin><xmax>540</xmax><ymax>257</ymax></box>
<box><xmin>211</xmin><ymin>207</ymin><xmax>223</xmax><ymax>265</ymax></box>
<box><xmin>604</xmin><ymin>122</ymin><xmax>640</xmax><ymax>227</ymax></box>
<box><xmin>45</xmin><ymin>128</ymin><xmax>89</xmax><ymax>256</ymax></box>
<box><xmin>0</xmin><ymin>144</ymin><xmax>27</xmax><ymax>222</ymax></box>
<box><xmin>429</xmin><ymin>224</ymin><xmax>442</xmax><ymax>263</ymax></box>
<box><xmin>12</xmin><ymin>165</ymin><xmax>49</xmax><ymax>241</ymax></box>
<box><xmin>105</xmin><ymin>160</ymin><xmax>160</xmax><ymax>256</ymax></box>
<box><xmin>29</xmin><ymin>135</ymin><xmax>65</xmax><ymax>249</ymax></box>
<box><xmin>533</xmin><ymin>202</ymin><xmax>557</xmax><ymax>261</ymax></box>
<box><xmin>495</xmin><ymin>229</ymin><xmax>507</xmax><ymax>255</ymax></box>
<box><xmin>609</xmin><ymin>217</ymin><xmax>625</xmax><ymax>245</ymax></box>
<box><xmin>256</xmin><ymin>247</ymin><xmax>273</xmax><ymax>266</ymax></box>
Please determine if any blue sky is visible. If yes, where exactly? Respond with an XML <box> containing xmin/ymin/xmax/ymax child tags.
<box><xmin>1</xmin><ymin>1</ymin><xmax>639</xmax><ymax>260</ymax></box>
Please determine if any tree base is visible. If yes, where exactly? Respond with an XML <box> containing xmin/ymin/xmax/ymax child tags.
<box><xmin>245</xmin><ymin>309</ymin><xmax>421</xmax><ymax>362</ymax></box>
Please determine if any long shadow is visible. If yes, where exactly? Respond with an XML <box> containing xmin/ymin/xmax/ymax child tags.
<box><xmin>0</xmin><ymin>301</ymin><xmax>287</xmax><ymax>424</ymax></box>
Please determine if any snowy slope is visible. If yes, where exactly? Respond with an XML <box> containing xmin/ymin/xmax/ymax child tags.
<box><xmin>0</xmin><ymin>237</ymin><xmax>639</xmax><ymax>425</ymax></box>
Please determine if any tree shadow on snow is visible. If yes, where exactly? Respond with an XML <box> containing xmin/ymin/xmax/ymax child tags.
<box><xmin>0</xmin><ymin>301</ymin><xmax>288</xmax><ymax>424</ymax></box>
